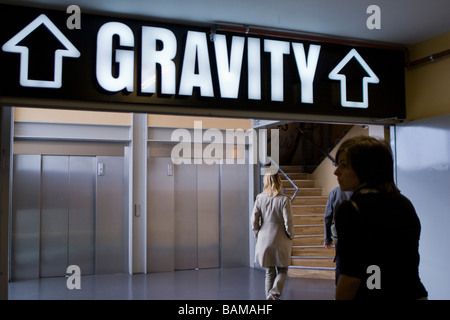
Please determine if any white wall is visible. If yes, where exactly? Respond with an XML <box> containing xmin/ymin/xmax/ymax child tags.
<box><xmin>311</xmin><ymin>125</ymin><xmax>369</xmax><ymax>196</ymax></box>
<box><xmin>394</xmin><ymin>114</ymin><xmax>450</xmax><ymax>300</ymax></box>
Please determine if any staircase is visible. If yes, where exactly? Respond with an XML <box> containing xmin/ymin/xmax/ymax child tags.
<box><xmin>279</xmin><ymin>165</ymin><xmax>336</xmax><ymax>280</ymax></box>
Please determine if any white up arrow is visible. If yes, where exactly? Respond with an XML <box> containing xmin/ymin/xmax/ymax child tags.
<box><xmin>328</xmin><ymin>48</ymin><xmax>379</xmax><ymax>109</ymax></box>
<box><xmin>2</xmin><ymin>14</ymin><xmax>80</xmax><ymax>89</ymax></box>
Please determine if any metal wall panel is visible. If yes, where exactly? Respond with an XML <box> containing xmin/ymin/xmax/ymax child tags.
<box><xmin>174</xmin><ymin>164</ymin><xmax>198</xmax><ymax>270</ymax></box>
<box><xmin>123</xmin><ymin>146</ymin><xmax>131</xmax><ymax>273</ymax></box>
<box><xmin>11</xmin><ymin>155</ymin><xmax>41</xmax><ymax>280</ymax></box>
<box><xmin>68</xmin><ymin>156</ymin><xmax>95</xmax><ymax>275</ymax></box>
<box><xmin>96</xmin><ymin>156</ymin><xmax>125</xmax><ymax>274</ymax></box>
<box><xmin>40</xmin><ymin>156</ymin><xmax>69</xmax><ymax>278</ymax></box>
<box><xmin>197</xmin><ymin>164</ymin><xmax>220</xmax><ymax>269</ymax></box>
<box><xmin>395</xmin><ymin>115</ymin><xmax>450</xmax><ymax>299</ymax></box>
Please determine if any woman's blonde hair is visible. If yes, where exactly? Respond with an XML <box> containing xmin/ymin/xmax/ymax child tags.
<box><xmin>262</xmin><ymin>172</ymin><xmax>282</xmax><ymax>197</ymax></box>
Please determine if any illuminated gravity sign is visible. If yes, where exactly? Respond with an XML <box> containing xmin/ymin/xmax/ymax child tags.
<box><xmin>0</xmin><ymin>5</ymin><xmax>406</xmax><ymax>120</ymax></box>
<box><xmin>95</xmin><ymin>23</ymin><xmax>321</xmax><ymax>103</ymax></box>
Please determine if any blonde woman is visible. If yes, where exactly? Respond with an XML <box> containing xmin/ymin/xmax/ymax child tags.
<box><xmin>251</xmin><ymin>172</ymin><xmax>294</xmax><ymax>300</ymax></box>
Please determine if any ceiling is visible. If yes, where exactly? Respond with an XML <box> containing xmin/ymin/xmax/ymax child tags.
<box><xmin>1</xmin><ymin>0</ymin><xmax>449</xmax><ymax>46</ymax></box>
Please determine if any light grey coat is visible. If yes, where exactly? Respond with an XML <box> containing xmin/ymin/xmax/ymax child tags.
<box><xmin>251</xmin><ymin>193</ymin><xmax>294</xmax><ymax>268</ymax></box>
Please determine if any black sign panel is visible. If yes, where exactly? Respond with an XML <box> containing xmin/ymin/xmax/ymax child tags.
<box><xmin>0</xmin><ymin>4</ymin><xmax>406</xmax><ymax>120</ymax></box>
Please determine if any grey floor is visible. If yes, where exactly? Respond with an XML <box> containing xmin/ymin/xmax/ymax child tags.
<box><xmin>8</xmin><ymin>267</ymin><xmax>335</xmax><ymax>300</ymax></box>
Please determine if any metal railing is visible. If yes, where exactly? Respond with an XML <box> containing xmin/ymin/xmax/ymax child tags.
<box><xmin>267</xmin><ymin>156</ymin><xmax>299</xmax><ymax>202</ymax></box>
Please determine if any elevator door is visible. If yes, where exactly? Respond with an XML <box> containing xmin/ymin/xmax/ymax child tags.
<box><xmin>147</xmin><ymin>158</ymin><xmax>220</xmax><ymax>272</ymax></box>
<box><xmin>11</xmin><ymin>154</ymin><xmax>127</xmax><ymax>280</ymax></box>
<box><xmin>40</xmin><ymin>156</ymin><xmax>96</xmax><ymax>277</ymax></box>
<box><xmin>174</xmin><ymin>163</ymin><xmax>220</xmax><ymax>270</ymax></box>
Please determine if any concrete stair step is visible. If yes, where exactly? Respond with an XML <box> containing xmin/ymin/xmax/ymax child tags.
<box><xmin>279</xmin><ymin>165</ymin><xmax>305</xmax><ymax>173</ymax></box>
<box><xmin>282</xmin><ymin>180</ymin><xmax>315</xmax><ymax>188</ymax></box>
<box><xmin>285</xmin><ymin>188</ymin><xmax>323</xmax><ymax>197</ymax></box>
<box><xmin>292</xmin><ymin>205</ymin><xmax>325</xmax><ymax>215</ymax></box>
<box><xmin>293</xmin><ymin>214</ymin><xmax>324</xmax><ymax>225</ymax></box>
<box><xmin>288</xmin><ymin>267</ymin><xmax>335</xmax><ymax>280</ymax></box>
<box><xmin>292</xmin><ymin>246</ymin><xmax>334</xmax><ymax>257</ymax></box>
<box><xmin>279</xmin><ymin>172</ymin><xmax>308</xmax><ymax>180</ymax></box>
<box><xmin>291</xmin><ymin>196</ymin><xmax>328</xmax><ymax>206</ymax></box>
<box><xmin>291</xmin><ymin>257</ymin><xmax>336</xmax><ymax>268</ymax></box>
<box><xmin>293</xmin><ymin>235</ymin><xmax>324</xmax><ymax>246</ymax></box>
<box><xmin>294</xmin><ymin>225</ymin><xmax>323</xmax><ymax>235</ymax></box>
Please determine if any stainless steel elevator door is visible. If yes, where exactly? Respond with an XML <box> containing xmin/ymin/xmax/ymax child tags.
<box><xmin>96</xmin><ymin>156</ymin><xmax>126</xmax><ymax>274</ymax></box>
<box><xmin>40</xmin><ymin>156</ymin><xmax>96</xmax><ymax>277</ymax></box>
<box><xmin>174</xmin><ymin>163</ymin><xmax>220</xmax><ymax>271</ymax></box>
<box><xmin>147</xmin><ymin>158</ymin><xmax>220</xmax><ymax>272</ymax></box>
<box><xmin>11</xmin><ymin>155</ymin><xmax>41</xmax><ymax>280</ymax></box>
<box><xmin>68</xmin><ymin>156</ymin><xmax>96</xmax><ymax>275</ymax></box>
<box><xmin>12</xmin><ymin>154</ymin><xmax>127</xmax><ymax>280</ymax></box>
<box><xmin>147</xmin><ymin>157</ymin><xmax>175</xmax><ymax>272</ymax></box>
<box><xmin>197</xmin><ymin>164</ymin><xmax>220</xmax><ymax>269</ymax></box>
<box><xmin>40</xmin><ymin>156</ymin><xmax>70</xmax><ymax>278</ymax></box>
<box><xmin>174</xmin><ymin>163</ymin><xmax>198</xmax><ymax>270</ymax></box>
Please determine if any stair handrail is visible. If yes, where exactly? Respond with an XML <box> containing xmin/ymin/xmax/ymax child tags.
<box><xmin>297</xmin><ymin>128</ymin><xmax>337</xmax><ymax>166</ymax></box>
<box><xmin>267</xmin><ymin>156</ymin><xmax>299</xmax><ymax>202</ymax></box>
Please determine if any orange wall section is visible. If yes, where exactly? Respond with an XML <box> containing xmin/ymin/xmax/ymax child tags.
<box><xmin>14</xmin><ymin>107</ymin><xmax>132</xmax><ymax>126</ymax></box>
<box><xmin>13</xmin><ymin>108</ymin><xmax>252</xmax><ymax>130</ymax></box>
<box><xmin>405</xmin><ymin>32</ymin><xmax>450</xmax><ymax>120</ymax></box>
<box><xmin>147</xmin><ymin>114</ymin><xmax>252</xmax><ymax>129</ymax></box>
